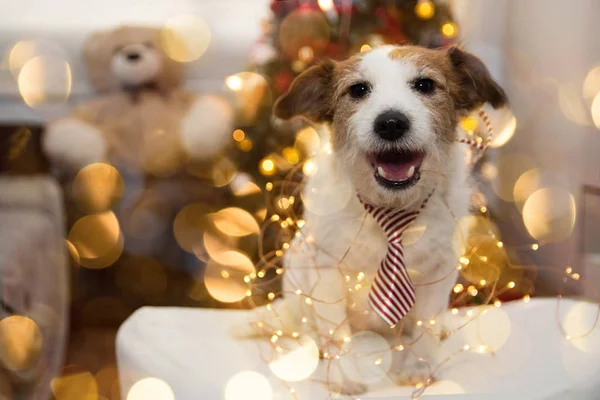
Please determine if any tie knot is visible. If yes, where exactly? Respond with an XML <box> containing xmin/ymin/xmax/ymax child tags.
<box><xmin>360</xmin><ymin>202</ymin><xmax>419</xmax><ymax>242</ymax></box>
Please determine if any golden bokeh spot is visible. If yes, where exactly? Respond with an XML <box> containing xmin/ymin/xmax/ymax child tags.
<box><xmin>492</xmin><ymin>153</ymin><xmax>536</xmax><ymax>202</ymax></box>
<box><xmin>460</xmin><ymin>115</ymin><xmax>478</xmax><ymax>132</ymax></box>
<box><xmin>201</xmin><ymin>231</ymin><xmax>240</xmax><ymax>265</ymax></box>
<box><xmin>9</xmin><ymin>40</ymin><xmax>40</xmax><ymax>78</ymax></box>
<box><xmin>583</xmin><ymin>65</ymin><xmax>600</xmax><ymax>100</ymax></box>
<box><xmin>68</xmin><ymin>212</ymin><xmax>123</xmax><ymax>269</ymax></box>
<box><xmin>282</xmin><ymin>147</ymin><xmax>300</xmax><ymax>165</ymax></box>
<box><xmin>317</xmin><ymin>0</ymin><xmax>334</xmax><ymax>11</ymax></box>
<box><xmin>269</xmin><ymin>336</ymin><xmax>319</xmax><ymax>382</ymax></box>
<box><xmin>259</xmin><ymin>157</ymin><xmax>277</xmax><ymax>176</ymax></box>
<box><xmin>441</xmin><ymin>22</ymin><xmax>458</xmax><ymax>38</ymax></box>
<box><xmin>460</xmin><ymin>234</ymin><xmax>507</xmax><ymax>285</ymax></box>
<box><xmin>72</xmin><ymin>163</ymin><xmax>124</xmax><ymax>213</ymax></box>
<box><xmin>523</xmin><ymin>187</ymin><xmax>576</xmax><ymax>242</ymax></box>
<box><xmin>291</xmin><ymin>59</ymin><xmax>306</xmax><ymax>73</ymax></box>
<box><xmin>298</xmin><ymin>46</ymin><xmax>314</xmax><ymax>62</ymax></box>
<box><xmin>205</xmin><ymin>253</ymin><xmax>255</xmax><ymax>303</ymax></box>
<box><xmin>127</xmin><ymin>377</ymin><xmax>175</xmax><ymax>400</ymax></box>
<box><xmin>558</xmin><ymin>84</ymin><xmax>591</xmax><ymax>127</ymax></box>
<box><xmin>231</xmin><ymin>175</ymin><xmax>261</xmax><ymax>197</ymax></box>
<box><xmin>562</xmin><ymin>302</ymin><xmax>600</xmax><ymax>354</ymax></box>
<box><xmin>161</xmin><ymin>15</ymin><xmax>211</xmax><ymax>63</ymax></box>
<box><xmin>51</xmin><ymin>370</ymin><xmax>98</xmax><ymax>400</ymax></box>
<box><xmin>463</xmin><ymin>306</ymin><xmax>511</xmax><ymax>353</ymax></box>
<box><xmin>415</xmin><ymin>1</ymin><xmax>435</xmax><ymax>20</ymax></box>
<box><xmin>228</xmin><ymin>72</ymin><xmax>272</xmax><ymax>125</ymax></box>
<box><xmin>225</xmin><ymin>371</ymin><xmax>273</xmax><ymax>400</ymax></box>
<box><xmin>0</xmin><ymin>316</ymin><xmax>42</xmax><ymax>371</ymax></box>
<box><xmin>295</xmin><ymin>126</ymin><xmax>321</xmax><ymax>156</ymax></box>
<box><xmin>277</xmin><ymin>196</ymin><xmax>291</xmax><ymax>211</ymax></box>
<box><xmin>360</xmin><ymin>44</ymin><xmax>372</xmax><ymax>52</ymax></box>
<box><xmin>279</xmin><ymin>9</ymin><xmax>331</xmax><ymax>58</ymax></box>
<box><xmin>452</xmin><ymin>215</ymin><xmax>500</xmax><ymax>257</ymax></box>
<box><xmin>255</xmin><ymin>208</ymin><xmax>267</xmax><ymax>222</ymax></box>
<box><xmin>489</xmin><ymin>115</ymin><xmax>517</xmax><ymax>148</ymax></box>
<box><xmin>18</xmin><ymin>56</ymin><xmax>71</xmax><ymax>108</ymax></box>
<box><xmin>173</xmin><ymin>203</ymin><xmax>211</xmax><ymax>253</ymax></box>
<box><xmin>592</xmin><ymin>93</ymin><xmax>600</xmax><ymax>130</ymax></box>
<box><xmin>211</xmin><ymin>207</ymin><xmax>260</xmax><ymax>237</ymax></box>
<box><xmin>66</xmin><ymin>240</ymin><xmax>80</xmax><ymax>265</ymax></box>
<box><xmin>225</xmin><ymin>75</ymin><xmax>243</xmax><ymax>91</ymax></box>
<box><xmin>513</xmin><ymin>168</ymin><xmax>541</xmax><ymax>212</ymax></box>
<box><xmin>211</xmin><ymin>157</ymin><xmax>238</xmax><ymax>187</ymax></box>
<box><xmin>302</xmin><ymin>159</ymin><xmax>317</xmax><ymax>176</ymax></box>
<box><xmin>232</xmin><ymin>129</ymin><xmax>245</xmax><ymax>142</ymax></box>
<box><xmin>238</xmin><ymin>138</ymin><xmax>253</xmax><ymax>151</ymax></box>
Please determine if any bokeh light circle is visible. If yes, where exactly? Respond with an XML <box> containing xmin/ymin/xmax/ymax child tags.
<box><xmin>161</xmin><ymin>15</ymin><xmax>211</xmax><ymax>62</ymax></box>
<box><xmin>513</xmin><ymin>168</ymin><xmax>541</xmax><ymax>212</ymax></box>
<box><xmin>72</xmin><ymin>163</ymin><xmax>124</xmax><ymax>213</ymax></box>
<box><xmin>492</xmin><ymin>153</ymin><xmax>536</xmax><ymax>202</ymax></box>
<box><xmin>0</xmin><ymin>316</ymin><xmax>42</xmax><ymax>371</ymax></box>
<box><xmin>204</xmin><ymin>254</ymin><xmax>255</xmax><ymax>303</ymax></box>
<box><xmin>18</xmin><ymin>56</ymin><xmax>71</xmax><ymax>107</ymax></box>
<box><xmin>463</xmin><ymin>306</ymin><xmax>511</xmax><ymax>353</ymax></box>
<box><xmin>68</xmin><ymin>212</ymin><xmax>123</xmax><ymax>269</ymax></box>
<box><xmin>279</xmin><ymin>9</ymin><xmax>330</xmax><ymax>58</ymax></box>
<box><xmin>341</xmin><ymin>331</ymin><xmax>392</xmax><ymax>384</ymax></box>
<box><xmin>269</xmin><ymin>335</ymin><xmax>319</xmax><ymax>382</ymax></box>
<box><xmin>562</xmin><ymin>302</ymin><xmax>600</xmax><ymax>354</ymax></box>
<box><xmin>211</xmin><ymin>207</ymin><xmax>260</xmax><ymax>237</ymax></box>
<box><xmin>51</xmin><ymin>370</ymin><xmax>98</xmax><ymax>400</ymax></box>
<box><xmin>127</xmin><ymin>377</ymin><xmax>175</xmax><ymax>400</ymax></box>
<box><xmin>225</xmin><ymin>371</ymin><xmax>273</xmax><ymax>400</ymax></box>
<box><xmin>522</xmin><ymin>187</ymin><xmax>576</xmax><ymax>242</ymax></box>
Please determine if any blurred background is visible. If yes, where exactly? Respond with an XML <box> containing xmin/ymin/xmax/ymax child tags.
<box><xmin>0</xmin><ymin>0</ymin><xmax>598</xmax><ymax>399</ymax></box>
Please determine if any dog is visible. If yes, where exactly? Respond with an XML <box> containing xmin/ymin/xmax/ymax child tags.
<box><xmin>237</xmin><ymin>45</ymin><xmax>507</xmax><ymax>395</ymax></box>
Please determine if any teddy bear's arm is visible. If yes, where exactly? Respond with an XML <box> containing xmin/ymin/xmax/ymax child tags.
<box><xmin>43</xmin><ymin>101</ymin><xmax>108</xmax><ymax>172</ymax></box>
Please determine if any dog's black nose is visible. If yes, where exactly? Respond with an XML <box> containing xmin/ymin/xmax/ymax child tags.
<box><xmin>374</xmin><ymin>111</ymin><xmax>410</xmax><ymax>141</ymax></box>
<box><xmin>126</xmin><ymin>52</ymin><xmax>141</xmax><ymax>62</ymax></box>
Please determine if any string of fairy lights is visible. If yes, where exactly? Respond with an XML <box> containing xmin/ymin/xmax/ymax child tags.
<box><xmin>236</xmin><ymin>104</ymin><xmax>600</xmax><ymax>399</ymax></box>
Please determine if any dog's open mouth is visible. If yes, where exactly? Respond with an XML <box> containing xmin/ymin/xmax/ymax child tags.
<box><xmin>368</xmin><ymin>150</ymin><xmax>425</xmax><ymax>190</ymax></box>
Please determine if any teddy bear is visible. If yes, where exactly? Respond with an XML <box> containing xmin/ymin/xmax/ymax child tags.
<box><xmin>41</xmin><ymin>26</ymin><xmax>236</xmax><ymax>307</ymax></box>
<box><xmin>43</xmin><ymin>25</ymin><xmax>234</xmax><ymax>176</ymax></box>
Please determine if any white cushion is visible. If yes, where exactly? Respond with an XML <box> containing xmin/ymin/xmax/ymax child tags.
<box><xmin>116</xmin><ymin>299</ymin><xmax>600</xmax><ymax>399</ymax></box>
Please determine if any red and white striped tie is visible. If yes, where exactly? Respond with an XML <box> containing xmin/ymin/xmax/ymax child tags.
<box><xmin>359</xmin><ymin>195</ymin><xmax>431</xmax><ymax>326</ymax></box>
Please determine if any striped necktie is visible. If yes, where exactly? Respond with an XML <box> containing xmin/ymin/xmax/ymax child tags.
<box><xmin>359</xmin><ymin>194</ymin><xmax>431</xmax><ymax>326</ymax></box>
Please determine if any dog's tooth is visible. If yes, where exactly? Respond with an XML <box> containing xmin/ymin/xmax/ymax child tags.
<box><xmin>377</xmin><ymin>166</ymin><xmax>386</xmax><ymax>178</ymax></box>
<box><xmin>407</xmin><ymin>165</ymin><xmax>416</xmax><ymax>178</ymax></box>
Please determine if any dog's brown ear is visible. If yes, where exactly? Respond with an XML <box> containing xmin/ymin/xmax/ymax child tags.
<box><xmin>448</xmin><ymin>46</ymin><xmax>508</xmax><ymax>110</ymax></box>
<box><xmin>273</xmin><ymin>60</ymin><xmax>336</xmax><ymax>122</ymax></box>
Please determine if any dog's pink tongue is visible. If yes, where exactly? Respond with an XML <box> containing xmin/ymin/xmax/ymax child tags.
<box><xmin>373</xmin><ymin>152</ymin><xmax>425</xmax><ymax>182</ymax></box>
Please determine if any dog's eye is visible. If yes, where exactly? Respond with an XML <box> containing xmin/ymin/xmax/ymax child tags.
<box><xmin>413</xmin><ymin>78</ymin><xmax>436</xmax><ymax>94</ymax></box>
<box><xmin>349</xmin><ymin>82</ymin><xmax>370</xmax><ymax>99</ymax></box>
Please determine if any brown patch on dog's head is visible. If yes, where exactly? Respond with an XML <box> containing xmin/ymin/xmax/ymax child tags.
<box><xmin>447</xmin><ymin>46</ymin><xmax>508</xmax><ymax>110</ymax></box>
<box><xmin>273</xmin><ymin>60</ymin><xmax>336</xmax><ymax>122</ymax></box>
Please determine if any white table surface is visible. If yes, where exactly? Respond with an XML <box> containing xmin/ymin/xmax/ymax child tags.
<box><xmin>117</xmin><ymin>298</ymin><xmax>600</xmax><ymax>400</ymax></box>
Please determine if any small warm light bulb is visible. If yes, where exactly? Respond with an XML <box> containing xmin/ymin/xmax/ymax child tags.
<box><xmin>453</xmin><ymin>283</ymin><xmax>464</xmax><ymax>293</ymax></box>
<box><xmin>459</xmin><ymin>257</ymin><xmax>470</xmax><ymax>265</ymax></box>
<box><xmin>225</xmin><ymin>75</ymin><xmax>243</xmax><ymax>91</ymax></box>
<box><xmin>466</xmin><ymin>310</ymin><xmax>473</xmax><ymax>317</ymax></box>
<box><xmin>523</xmin><ymin>294</ymin><xmax>531</xmax><ymax>303</ymax></box>
<box><xmin>531</xmin><ymin>244</ymin><xmax>539</xmax><ymax>250</ymax></box>
<box><xmin>267</xmin><ymin>292</ymin><xmax>275</xmax><ymax>301</ymax></box>
<box><xmin>292</xmin><ymin>331</ymin><xmax>299</xmax><ymax>338</ymax></box>
<box><xmin>257</xmin><ymin>321</ymin><xmax>264</xmax><ymax>328</ymax></box>
<box><xmin>232</xmin><ymin>129</ymin><xmax>245</xmax><ymax>142</ymax></box>
<box><xmin>480</xmin><ymin>206</ymin><xmax>487</xmax><ymax>213</ymax></box>
<box><xmin>415</xmin><ymin>0</ymin><xmax>435</xmax><ymax>20</ymax></box>
<box><xmin>243</xmin><ymin>276</ymin><xmax>251</xmax><ymax>283</ymax></box>
<box><xmin>258</xmin><ymin>271</ymin><xmax>265</xmax><ymax>278</ymax></box>
<box><xmin>343</xmin><ymin>336</ymin><xmax>351</xmax><ymax>343</ymax></box>
<box><xmin>451</xmin><ymin>308</ymin><xmax>459</xmax><ymax>315</ymax></box>
<box><xmin>566</xmin><ymin>335</ymin><xmax>571</xmax><ymax>341</ymax></box>
<box><xmin>468</xmin><ymin>286</ymin><xmax>478</xmax><ymax>296</ymax></box>
<box><xmin>276</xmin><ymin>330</ymin><xmax>283</xmax><ymax>336</ymax></box>
<box><xmin>429</xmin><ymin>319</ymin><xmax>436</xmax><ymax>325</ymax></box>
<box><xmin>479</xmin><ymin>279</ymin><xmax>487</xmax><ymax>286</ymax></box>
<box><xmin>357</xmin><ymin>272</ymin><xmax>365</xmax><ymax>281</ymax></box>
<box><xmin>360</xmin><ymin>44</ymin><xmax>372</xmax><ymax>52</ymax></box>
<box><xmin>295</xmin><ymin>289</ymin><xmax>302</xmax><ymax>295</ymax></box>
<box><xmin>221</xmin><ymin>270</ymin><xmax>230</xmax><ymax>279</ymax></box>
<box><xmin>271</xmin><ymin>335</ymin><xmax>278</xmax><ymax>343</ymax></box>
<box><xmin>507</xmin><ymin>281</ymin><xmax>516</xmax><ymax>289</ymax></box>
<box><xmin>497</xmin><ymin>241</ymin><xmax>504</xmax><ymax>248</ymax></box>
<box><xmin>415</xmin><ymin>382</ymin><xmax>424</xmax><ymax>389</ymax></box>
<box><xmin>301</xmin><ymin>317</ymin><xmax>308</xmax><ymax>323</ymax></box>
<box><xmin>245</xmin><ymin>289</ymin><xmax>252</xmax><ymax>297</ymax></box>
<box><xmin>396</xmin><ymin>345</ymin><xmax>404</xmax><ymax>351</ymax></box>
<box><xmin>494</xmin><ymin>300</ymin><xmax>502</xmax><ymax>308</ymax></box>
<box><xmin>463</xmin><ymin>345</ymin><xmax>471</xmax><ymax>351</ymax></box>
<box><xmin>276</xmin><ymin>268</ymin><xmax>284</xmax><ymax>275</ymax></box>
<box><xmin>572</xmin><ymin>273</ymin><xmax>580</xmax><ymax>280</ymax></box>
<box><xmin>305</xmin><ymin>298</ymin><xmax>312</xmax><ymax>305</ymax></box>
<box><xmin>259</xmin><ymin>157</ymin><xmax>276</xmax><ymax>176</ymax></box>
<box><xmin>265</xmin><ymin>182</ymin><xmax>273</xmax><ymax>191</ymax></box>
<box><xmin>565</xmin><ymin>267</ymin><xmax>573</xmax><ymax>274</ymax></box>
<box><xmin>275</xmin><ymin>250</ymin><xmax>283</xmax><ymax>257</ymax></box>
<box><xmin>416</xmin><ymin>320</ymin><xmax>423</xmax><ymax>326</ymax></box>
<box><xmin>318</xmin><ymin>0</ymin><xmax>334</xmax><ymax>11</ymax></box>
<box><xmin>442</xmin><ymin>22</ymin><xmax>458</xmax><ymax>38</ymax></box>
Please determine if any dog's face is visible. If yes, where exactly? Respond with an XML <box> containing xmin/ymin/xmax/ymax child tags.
<box><xmin>275</xmin><ymin>45</ymin><xmax>507</xmax><ymax>207</ymax></box>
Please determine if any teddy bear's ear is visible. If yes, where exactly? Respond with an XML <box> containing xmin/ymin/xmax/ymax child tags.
<box><xmin>82</xmin><ymin>30</ymin><xmax>115</xmax><ymax>93</ymax></box>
